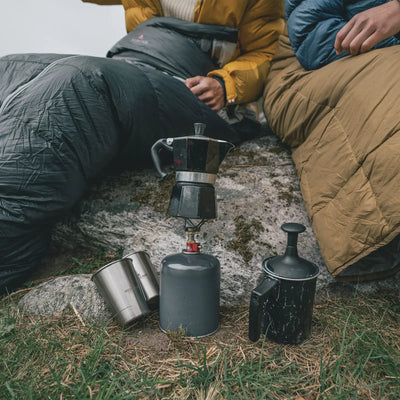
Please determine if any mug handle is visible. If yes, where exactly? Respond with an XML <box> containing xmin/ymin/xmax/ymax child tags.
<box><xmin>151</xmin><ymin>138</ymin><xmax>173</xmax><ymax>179</ymax></box>
<box><xmin>248</xmin><ymin>278</ymin><xmax>278</xmax><ymax>342</ymax></box>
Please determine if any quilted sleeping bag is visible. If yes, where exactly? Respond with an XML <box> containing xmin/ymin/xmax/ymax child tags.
<box><xmin>263</xmin><ymin>24</ymin><xmax>400</xmax><ymax>280</ymax></box>
<box><xmin>0</xmin><ymin>17</ymin><xmax>254</xmax><ymax>292</ymax></box>
<box><xmin>286</xmin><ymin>0</ymin><xmax>400</xmax><ymax>70</ymax></box>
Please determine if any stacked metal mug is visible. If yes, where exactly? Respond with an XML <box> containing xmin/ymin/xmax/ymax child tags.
<box><xmin>92</xmin><ymin>251</ymin><xmax>159</xmax><ymax>327</ymax></box>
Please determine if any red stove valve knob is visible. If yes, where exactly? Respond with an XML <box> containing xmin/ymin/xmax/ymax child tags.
<box><xmin>186</xmin><ymin>241</ymin><xmax>201</xmax><ymax>253</ymax></box>
<box><xmin>185</xmin><ymin>230</ymin><xmax>201</xmax><ymax>253</ymax></box>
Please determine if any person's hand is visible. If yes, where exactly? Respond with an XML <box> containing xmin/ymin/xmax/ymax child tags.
<box><xmin>335</xmin><ymin>0</ymin><xmax>400</xmax><ymax>56</ymax></box>
<box><xmin>185</xmin><ymin>76</ymin><xmax>225</xmax><ymax>111</ymax></box>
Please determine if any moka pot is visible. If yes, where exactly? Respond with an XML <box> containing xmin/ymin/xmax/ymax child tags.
<box><xmin>151</xmin><ymin>123</ymin><xmax>234</xmax><ymax>219</ymax></box>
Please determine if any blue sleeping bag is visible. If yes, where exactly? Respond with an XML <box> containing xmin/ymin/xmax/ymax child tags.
<box><xmin>286</xmin><ymin>0</ymin><xmax>400</xmax><ymax>70</ymax></box>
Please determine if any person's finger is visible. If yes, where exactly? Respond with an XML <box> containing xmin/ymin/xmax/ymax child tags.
<box><xmin>359</xmin><ymin>31</ymin><xmax>381</xmax><ymax>53</ymax></box>
<box><xmin>198</xmin><ymin>91</ymin><xmax>214</xmax><ymax>103</ymax></box>
<box><xmin>339</xmin><ymin>22</ymin><xmax>366</xmax><ymax>55</ymax></box>
<box><xmin>203</xmin><ymin>98</ymin><xmax>219</xmax><ymax>111</ymax></box>
<box><xmin>339</xmin><ymin>25</ymin><xmax>360</xmax><ymax>52</ymax></box>
<box><xmin>187</xmin><ymin>77</ymin><xmax>207</xmax><ymax>95</ymax></box>
<box><xmin>186</xmin><ymin>77</ymin><xmax>224</xmax><ymax>110</ymax></box>
<box><xmin>344</xmin><ymin>30</ymin><xmax>371</xmax><ymax>55</ymax></box>
<box><xmin>208</xmin><ymin>97</ymin><xmax>224</xmax><ymax>111</ymax></box>
<box><xmin>189</xmin><ymin>83</ymin><xmax>206</xmax><ymax>97</ymax></box>
<box><xmin>198</xmin><ymin>91</ymin><xmax>221</xmax><ymax>110</ymax></box>
<box><xmin>205</xmin><ymin>100</ymin><xmax>216</xmax><ymax>108</ymax></box>
<box><xmin>185</xmin><ymin>76</ymin><xmax>202</xmax><ymax>89</ymax></box>
<box><xmin>345</xmin><ymin>25</ymin><xmax>376</xmax><ymax>55</ymax></box>
<box><xmin>335</xmin><ymin>20</ymin><xmax>355</xmax><ymax>54</ymax></box>
<box><xmin>336</xmin><ymin>2</ymin><xmax>400</xmax><ymax>55</ymax></box>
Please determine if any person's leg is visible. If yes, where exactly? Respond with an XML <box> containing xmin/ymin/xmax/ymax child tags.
<box><xmin>0</xmin><ymin>53</ymin><xmax>70</xmax><ymax>106</ymax></box>
<box><xmin>0</xmin><ymin>54</ymin><xmax>237</xmax><ymax>293</ymax></box>
<box><xmin>0</xmin><ymin>55</ymin><xmax>158</xmax><ymax>292</ymax></box>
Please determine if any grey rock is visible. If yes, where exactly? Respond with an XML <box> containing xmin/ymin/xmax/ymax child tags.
<box><xmin>20</xmin><ymin>133</ymin><xmax>399</xmax><ymax>324</ymax></box>
<box><xmin>18</xmin><ymin>275</ymin><xmax>113</xmax><ymax>324</ymax></box>
<box><xmin>52</xmin><ymin>133</ymin><xmax>325</xmax><ymax>306</ymax></box>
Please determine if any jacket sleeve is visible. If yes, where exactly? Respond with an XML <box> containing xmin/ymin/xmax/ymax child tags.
<box><xmin>207</xmin><ymin>0</ymin><xmax>285</xmax><ymax>105</ymax></box>
<box><xmin>286</xmin><ymin>0</ymin><xmax>349</xmax><ymax>70</ymax></box>
<box><xmin>286</xmin><ymin>0</ymin><xmax>400</xmax><ymax>70</ymax></box>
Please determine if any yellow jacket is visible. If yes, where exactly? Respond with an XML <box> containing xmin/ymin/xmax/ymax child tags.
<box><xmin>82</xmin><ymin>0</ymin><xmax>285</xmax><ymax>105</ymax></box>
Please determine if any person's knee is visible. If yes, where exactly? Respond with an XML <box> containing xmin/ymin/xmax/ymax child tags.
<box><xmin>45</xmin><ymin>55</ymin><xmax>112</xmax><ymax>96</ymax></box>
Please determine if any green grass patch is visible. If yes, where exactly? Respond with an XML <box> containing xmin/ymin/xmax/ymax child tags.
<box><xmin>0</xmin><ymin>293</ymin><xmax>399</xmax><ymax>399</ymax></box>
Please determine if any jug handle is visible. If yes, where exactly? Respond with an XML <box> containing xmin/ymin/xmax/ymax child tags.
<box><xmin>248</xmin><ymin>278</ymin><xmax>278</xmax><ymax>342</ymax></box>
<box><xmin>151</xmin><ymin>138</ymin><xmax>173</xmax><ymax>179</ymax></box>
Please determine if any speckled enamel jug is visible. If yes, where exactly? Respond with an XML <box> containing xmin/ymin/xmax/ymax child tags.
<box><xmin>248</xmin><ymin>223</ymin><xmax>319</xmax><ymax>344</ymax></box>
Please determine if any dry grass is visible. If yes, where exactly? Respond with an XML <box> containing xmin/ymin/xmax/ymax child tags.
<box><xmin>1</xmin><ymin>292</ymin><xmax>399</xmax><ymax>399</ymax></box>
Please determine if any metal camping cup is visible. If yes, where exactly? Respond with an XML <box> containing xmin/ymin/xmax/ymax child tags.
<box><xmin>92</xmin><ymin>258</ymin><xmax>150</xmax><ymax>327</ymax></box>
<box><xmin>248</xmin><ymin>223</ymin><xmax>320</xmax><ymax>344</ymax></box>
<box><xmin>124</xmin><ymin>251</ymin><xmax>160</xmax><ymax>309</ymax></box>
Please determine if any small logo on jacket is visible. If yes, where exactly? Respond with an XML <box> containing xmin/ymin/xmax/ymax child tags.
<box><xmin>129</xmin><ymin>34</ymin><xmax>148</xmax><ymax>45</ymax></box>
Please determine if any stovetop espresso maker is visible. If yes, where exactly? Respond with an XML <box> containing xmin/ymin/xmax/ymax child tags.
<box><xmin>151</xmin><ymin>123</ymin><xmax>234</xmax><ymax>337</ymax></box>
<box><xmin>151</xmin><ymin>122</ymin><xmax>234</xmax><ymax>220</ymax></box>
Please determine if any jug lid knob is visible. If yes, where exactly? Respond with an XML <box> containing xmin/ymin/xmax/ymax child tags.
<box><xmin>281</xmin><ymin>222</ymin><xmax>306</xmax><ymax>234</ymax></box>
<box><xmin>263</xmin><ymin>222</ymin><xmax>319</xmax><ymax>280</ymax></box>
<box><xmin>281</xmin><ymin>223</ymin><xmax>305</xmax><ymax>251</ymax></box>
<box><xmin>194</xmin><ymin>122</ymin><xmax>206</xmax><ymax>136</ymax></box>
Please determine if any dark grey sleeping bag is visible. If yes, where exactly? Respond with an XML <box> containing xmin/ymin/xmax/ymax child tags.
<box><xmin>0</xmin><ymin>17</ymin><xmax>254</xmax><ymax>292</ymax></box>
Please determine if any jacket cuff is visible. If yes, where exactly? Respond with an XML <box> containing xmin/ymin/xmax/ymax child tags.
<box><xmin>212</xmin><ymin>76</ymin><xmax>227</xmax><ymax>105</ymax></box>
<box><xmin>207</xmin><ymin>69</ymin><xmax>237</xmax><ymax>105</ymax></box>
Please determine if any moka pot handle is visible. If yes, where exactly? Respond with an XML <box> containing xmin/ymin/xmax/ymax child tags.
<box><xmin>248</xmin><ymin>277</ymin><xmax>278</xmax><ymax>342</ymax></box>
<box><xmin>151</xmin><ymin>138</ymin><xmax>173</xmax><ymax>179</ymax></box>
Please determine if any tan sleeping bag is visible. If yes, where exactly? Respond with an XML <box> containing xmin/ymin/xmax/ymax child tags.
<box><xmin>263</xmin><ymin>31</ymin><xmax>400</xmax><ymax>280</ymax></box>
